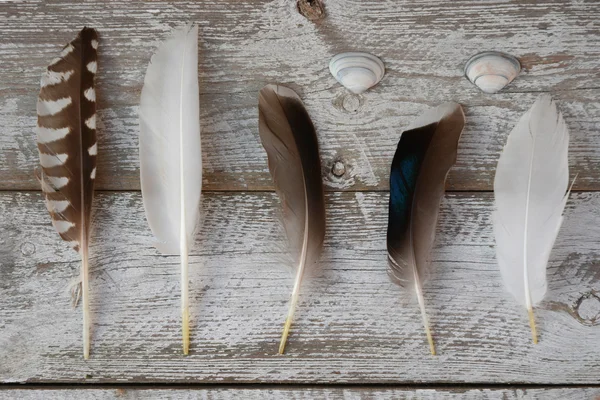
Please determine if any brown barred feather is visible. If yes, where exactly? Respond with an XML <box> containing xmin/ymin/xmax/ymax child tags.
<box><xmin>36</xmin><ymin>27</ymin><xmax>98</xmax><ymax>359</ymax></box>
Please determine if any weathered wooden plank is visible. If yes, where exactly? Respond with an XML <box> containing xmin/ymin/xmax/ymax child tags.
<box><xmin>1</xmin><ymin>387</ymin><xmax>600</xmax><ymax>400</ymax></box>
<box><xmin>1</xmin><ymin>191</ymin><xmax>599</xmax><ymax>383</ymax></box>
<box><xmin>0</xmin><ymin>0</ymin><xmax>598</xmax><ymax>191</ymax></box>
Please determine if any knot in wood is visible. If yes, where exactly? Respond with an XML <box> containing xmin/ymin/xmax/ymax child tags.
<box><xmin>342</xmin><ymin>94</ymin><xmax>361</xmax><ymax>113</ymax></box>
<box><xmin>332</xmin><ymin>160</ymin><xmax>346</xmax><ymax>177</ymax></box>
<box><xmin>574</xmin><ymin>292</ymin><xmax>600</xmax><ymax>326</ymax></box>
<box><xmin>297</xmin><ymin>0</ymin><xmax>325</xmax><ymax>21</ymax></box>
<box><xmin>20</xmin><ymin>242</ymin><xmax>35</xmax><ymax>256</ymax></box>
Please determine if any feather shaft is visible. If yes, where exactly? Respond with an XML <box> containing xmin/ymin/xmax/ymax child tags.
<box><xmin>279</xmin><ymin>250</ymin><xmax>306</xmax><ymax>354</ymax></box>
<box><xmin>279</xmin><ymin>184</ymin><xmax>311</xmax><ymax>354</ymax></box>
<box><xmin>179</xmin><ymin>40</ymin><xmax>190</xmax><ymax>354</ymax></box>
<box><xmin>414</xmin><ymin>270</ymin><xmax>435</xmax><ymax>355</ymax></box>
<box><xmin>81</xmin><ymin>248</ymin><xmax>90</xmax><ymax>359</ymax></box>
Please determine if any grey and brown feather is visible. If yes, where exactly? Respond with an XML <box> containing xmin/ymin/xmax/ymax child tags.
<box><xmin>36</xmin><ymin>27</ymin><xmax>98</xmax><ymax>252</ymax></box>
<box><xmin>258</xmin><ymin>84</ymin><xmax>325</xmax><ymax>268</ymax></box>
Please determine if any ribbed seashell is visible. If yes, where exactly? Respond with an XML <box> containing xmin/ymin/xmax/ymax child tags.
<box><xmin>329</xmin><ymin>52</ymin><xmax>385</xmax><ymax>94</ymax></box>
<box><xmin>464</xmin><ymin>51</ymin><xmax>521</xmax><ymax>94</ymax></box>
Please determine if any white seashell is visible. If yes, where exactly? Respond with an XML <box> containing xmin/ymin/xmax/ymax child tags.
<box><xmin>464</xmin><ymin>51</ymin><xmax>521</xmax><ymax>94</ymax></box>
<box><xmin>329</xmin><ymin>52</ymin><xmax>385</xmax><ymax>94</ymax></box>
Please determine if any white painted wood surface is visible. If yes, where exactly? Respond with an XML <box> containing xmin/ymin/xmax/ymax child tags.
<box><xmin>2</xmin><ymin>387</ymin><xmax>600</xmax><ymax>400</ymax></box>
<box><xmin>0</xmin><ymin>0</ymin><xmax>599</xmax><ymax>392</ymax></box>
<box><xmin>0</xmin><ymin>0</ymin><xmax>598</xmax><ymax>190</ymax></box>
<box><xmin>1</xmin><ymin>192</ymin><xmax>599</xmax><ymax>383</ymax></box>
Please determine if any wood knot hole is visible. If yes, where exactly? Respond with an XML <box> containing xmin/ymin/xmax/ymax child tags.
<box><xmin>332</xmin><ymin>160</ymin><xmax>346</xmax><ymax>177</ymax></box>
<box><xmin>574</xmin><ymin>292</ymin><xmax>600</xmax><ymax>326</ymax></box>
<box><xmin>297</xmin><ymin>0</ymin><xmax>325</xmax><ymax>21</ymax></box>
<box><xmin>342</xmin><ymin>94</ymin><xmax>361</xmax><ymax>113</ymax></box>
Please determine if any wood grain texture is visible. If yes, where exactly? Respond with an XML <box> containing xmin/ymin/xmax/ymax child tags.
<box><xmin>1</xmin><ymin>387</ymin><xmax>600</xmax><ymax>400</ymax></box>
<box><xmin>1</xmin><ymin>191</ymin><xmax>599</xmax><ymax>384</ymax></box>
<box><xmin>0</xmin><ymin>0</ymin><xmax>599</xmax><ymax>191</ymax></box>
<box><xmin>1</xmin><ymin>0</ymin><xmax>599</xmax><ymax>389</ymax></box>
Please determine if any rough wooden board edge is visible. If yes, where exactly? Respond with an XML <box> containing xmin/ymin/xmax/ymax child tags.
<box><xmin>1</xmin><ymin>386</ymin><xmax>600</xmax><ymax>400</ymax></box>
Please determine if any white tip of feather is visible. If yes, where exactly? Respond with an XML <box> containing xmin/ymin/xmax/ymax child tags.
<box><xmin>90</xmin><ymin>167</ymin><xmax>96</xmax><ymax>180</ymax></box>
<box><xmin>91</xmin><ymin>39</ymin><xmax>98</xmax><ymax>50</ymax></box>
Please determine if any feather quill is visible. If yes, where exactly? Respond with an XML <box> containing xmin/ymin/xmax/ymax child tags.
<box><xmin>258</xmin><ymin>84</ymin><xmax>326</xmax><ymax>354</ymax></box>
<box><xmin>139</xmin><ymin>25</ymin><xmax>201</xmax><ymax>355</ymax></box>
<box><xmin>386</xmin><ymin>103</ymin><xmax>465</xmax><ymax>355</ymax></box>
<box><xmin>36</xmin><ymin>27</ymin><xmax>99</xmax><ymax>359</ymax></box>
<box><xmin>493</xmin><ymin>95</ymin><xmax>570</xmax><ymax>343</ymax></box>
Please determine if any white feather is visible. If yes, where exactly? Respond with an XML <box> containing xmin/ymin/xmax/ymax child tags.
<box><xmin>139</xmin><ymin>24</ymin><xmax>201</xmax><ymax>354</ymax></box>
<box><xmin>139</xmin><ymin>25</ymin><xmax>202</xmax><ymax>255</ymax></box>
<box><xmin>493</xmin><ymin>95</ymin><xmax>569</xmax><ymax>309</ymax></box>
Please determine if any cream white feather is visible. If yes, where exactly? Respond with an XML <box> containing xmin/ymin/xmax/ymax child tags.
<box><xmin>493</xmin><ymin>95</ymin><xmax>569</xmax><ymax>342</ymax></box>
<box><xmin>139</xmin><ymin>24</ymin><xmax>201</xmax><ymax>355</ymax></box>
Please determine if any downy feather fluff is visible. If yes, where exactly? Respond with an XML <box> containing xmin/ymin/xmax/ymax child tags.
<box><xmin>139</xmin><ymin>25</ymin><xmax>201</xmax><ymax>355</ymax></box>
<box><xmin>258</xmin><ymin>84</ymin><xmax>325</xmax><ymax>354</ymax></box>
<box><xmin>387</xmin><ymin>102</ymin><xmax>465</xmax><ymax>355</ymax></box>
<box><xmin>493</xmin><ymin>95</ymin><xmax>569</xmax><ymax>343</ymax></box>
<box><xmin>36</xmin><ymin>27</ymin><xmax>99</xmax><ymax>359</ymax></box>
